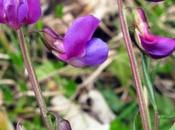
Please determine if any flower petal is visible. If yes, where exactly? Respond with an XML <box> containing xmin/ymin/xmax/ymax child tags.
<box><xmin>68</xmin><ymin>38</ymin><xmax>109</xmax><ymax>67</ymax></box>
<box><xmin>17</xmin><ymin>0</ymin><xmax>28</xmax><ymax>23</ymax></box>
<box><xmin>4</xmin><ymin>0</ymin><xmax>23</xmax><ymax>29</ymax></box>
<box><xmin>26</xmin><ymin>0</ymin><xmax>41</xmax><ymax>24</ymax></box>
<box><xmin>140</xmin><ymin>34</ymin><xmax>175</xmax><ymax>58</ymax></box>
<box><xmin>64</xmin><ymin>15</ymin><xmax>100</xmax><ymax>59</ymax></box>
<box><xmin>0</xmin><ymin>0</ymin><xmax>5</xmax><ymax>23</ymax></box>
<box><xmin>134</xmin><ymin>8</ymin><xmax>150</xmax><ymax>36</ymax></box>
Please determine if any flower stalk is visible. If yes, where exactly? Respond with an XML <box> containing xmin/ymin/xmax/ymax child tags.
<box><xmin>154</xmin><ymin>111</ymin><xmax>159</xmax><ymax>130</ymax></box>
<box><xmin>17</xmin><ymin>28</ymin><xmax>52</xmax><ymax>130</ymax></box>
<box><xmin>141</xmin><ymin>54</ymin><xmax>159</xmax><ymax>130</ymax></box>
<box><xmin>117</xmin><ymin>0</ymin><xmax>150</xmax><ymax>130</ymax></box>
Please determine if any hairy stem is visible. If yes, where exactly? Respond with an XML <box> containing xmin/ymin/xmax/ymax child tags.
<box><xmin>17</xmin><ymin>29</ymin><xmax>52</xmax><ymax>130</ymax></box>
<box><xmin>117</xmin><ymin>0</ymin><xmax>150</xmax><ymax>130</ymax></box>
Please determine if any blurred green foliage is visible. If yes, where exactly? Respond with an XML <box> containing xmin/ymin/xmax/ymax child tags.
<box><xmin>54</xmin><ymin>4</ymin><xmax>64</xmax><ymax>18</ymax></box>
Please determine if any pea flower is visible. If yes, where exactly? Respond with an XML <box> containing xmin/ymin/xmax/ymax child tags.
<box><xmin>43</xmin><ymin>15</ymin><xmax>109</xmax><ymax>67</ymax></box>
<box><xmin>0</xmin><ymin>0</ymin><xmax>41</xmax><ymax>30</ymax></box>
<box><xmin>134</xmin><ymin>8</ymin><xmax>175</xmax><ymax>58</ymax></box>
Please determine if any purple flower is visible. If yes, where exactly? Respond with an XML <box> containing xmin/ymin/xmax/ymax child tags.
<box><xmin>43</xmin><ymin>15</ymin><xmax>109</xmax><ymax>67</ymax></box>
<box><xmin>134</xmin><ymin>8</ymin><xmax>175</xmax><ymax>58</ymax></box>
<box><xmin>0</xmin><ymin>0</ymin><xmax>41</xmax><ymax>30</ymax></box>
<box><xmin>140</xmin><ymin>34</ymin><xmax>175</xmax><ymax>58</ymax></box>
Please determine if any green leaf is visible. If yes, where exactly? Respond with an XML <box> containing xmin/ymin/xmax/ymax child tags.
<box><xmin>141</xmin><ymin>54</ymin><xmax>157</xmax><ymax>110</ymax></box>
<box><xmin>2</xmin><ymin>86</ymin><xmax>13</xmax><ymax>104</ymax></box>
<box><xmin>64</xmin><ymin>80</ymin><xmax>76</xmax><ymax>97</ymax></box>
<box><xmin>55</xmin><ymin>4</ymin><xmax>64</xmax><ymax>18</ymax></box>
<box><xmin>133</xmin><ymin>111</ymin><xmax>139</xmax><ymax>130</ymax></box>
<box><xmin>169</xmin><ymin>123</ymin><xmax>175</xmax><ymax>130</ymax></box>
<box><xmin>109</xmin><ymin>46</ymin><xmax>131</xmax><ymax>86</ymax></box>
<box><xmin>160</xmin><ymin>114</ymin><xmax>175</xmax><ymax>120</ymax></box>
<box><xmin>35</xmin><ymin>20</ymin><xmax>44</xmax><ymax>30</ymax></box>
<box><xmin>156</xmin><ymin>94</ymin><xmax>175</xmax><ymax>115</ymax></box>
<box><xmin>101</xmin><ymin>88</ymin><xmax>124</xmax><ymax>112</ymax></box>
<box><xmin>36</xmin><ymin>60</ymin><xmax>63</xmax><ymax>81</ymax></box>
<box><xmin>156</xmin><ymin>62</ymin><xmax>174</xmax><ymax>74</ymax></box>
<box><xmin>118</xmin><ymin>102</ymin><xmax>137</xmax><ymax>120</ymax></box>
<box><xmin>110</xmin><ymin>119</ymin><xmax>130</xmax><ymax>130</ymax></box>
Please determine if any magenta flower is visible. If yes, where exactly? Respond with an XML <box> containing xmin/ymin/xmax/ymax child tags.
<box><xmin>139</xmin><ymin>34</ymin><xmax>175</xmax><ymax>58</ymax></box>
<box><xmin>0</xmin><ymin>0</ymin><xmax>41</xmax><ymax>30</ymax></box>
<box><xmin>43</xmin><ymin>15</ymin><xmax>109</xmax><ymax>67</ymax></box>
<box><xmin>134</xmin><ymin>8</ymin><xmax>175</xmax><ymax>58</ymax></box>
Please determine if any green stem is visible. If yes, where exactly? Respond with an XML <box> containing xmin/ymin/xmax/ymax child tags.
<box><xmin>141</xmin><ymin>54</ymin><xmax>159</xmax><ymax>130</ymax></box>
<box><xmin>117</xmin><ymin>0</ymin><xmax>150</xmax><ymax>130</ymax></box>
<box><xmin>17</xmin><ymin>28</ymin><xmax>52</xmax><ymax>130</ymax></box>
<box><xmin>141</xmin><ymin>54</ymin><xmax>157</xmax><ymax>110</ymax></box>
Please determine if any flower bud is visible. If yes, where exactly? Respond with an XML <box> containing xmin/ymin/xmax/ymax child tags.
<box><xmin>43</xmin><ymin>27</ymin><xmax>65</xmax><ymax>54</ymax></box>
<box><xmin>134</xmin><ymin>8</ymin><xmax>149</xmax><ymax>37</ymax></box>
<box><xmin>16</xmin><ymin>121</ymin><xmax>24</xmax><ymax>130</ymax></box>
<box><xmin>58</xmin><ymin>119</ymin><xmax>72</xmax><ymax>130</ymax></box>
<box><xmin>0</xmin><ymin>0</ymin><xmax>41</xmax><ymax>30</ymax></box>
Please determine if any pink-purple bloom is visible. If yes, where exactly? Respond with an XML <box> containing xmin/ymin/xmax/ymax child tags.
<box><xmin>0</xmin><ymin>0</ymin><xmax>41</xmax><ymax>29</ymax></box>
<box><xmin>43</xmin><ymin>15</ymin><xmax>109</xmax><ymax>67</ymax></box>
<box><xmin>134</xmin><ymin>8</ymin><xmax>175</xmax><ymax>58</ymax></box>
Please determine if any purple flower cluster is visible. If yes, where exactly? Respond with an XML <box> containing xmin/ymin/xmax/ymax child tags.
<box><xmin>0</xmin><ymin>1</ymin><xmax>109</xmax><ymax>67</ymax></box>
<box><xmin>43</xmin><ymin>15</ymin><xmax>109</xmax><ymax>67</ymax></box>
<box><xmin>0</xmin><ymin>0</ymin><xmax>41</xmax><ymax>29</ymax></box>
<box><xmin>0</xmin><ymin>0</ymin><xmax>173</xmax><ymax>66</ymax></box>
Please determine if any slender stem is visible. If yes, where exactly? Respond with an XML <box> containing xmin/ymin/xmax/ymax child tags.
<box><xmin>141</xmin><ymin>54</ymin><xmax>159</xmax><ymax>130</ymax></box>
<box><xmin>154</xmin><ymin>111</ymin><xmax>159</xmax><ymax>130</ymax></box>
<box><xmin>17</xmin><ymin>29</ymin><xmax>52</xmax><ymax>130</ymax></box>
<box><xmin>141</xmin><ymin>54</ymin><xmax>157</xmax><ymax>110</ymax></box>
<box><xmin>117</xmin><ymin>0</ymin><xmax>150</xmax><ymax>130</ymax></box>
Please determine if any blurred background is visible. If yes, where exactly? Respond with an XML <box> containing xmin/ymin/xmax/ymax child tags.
<box><xmin>0</xmin><ymin>0</ymin><xmax>175</xmax><ymax>130</ymax></box>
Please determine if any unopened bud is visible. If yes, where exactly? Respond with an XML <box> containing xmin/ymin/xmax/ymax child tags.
<box><xmin>135</xmin><ymin>8</ymin><xmax>147</xmax><ymax>24</ymax></box>
<box><xmin>53</xmin><ymin>112</ymin><xmax>72</xmax><ymax>130</ymax></box>
<box><xmin>42</xmin><ymin>27</ymin><xmax>65</xmax><ymax>53</ymax></box>
<box><xmin>58</xmin><ymin>119</ymin><xmax>72</xmax><ymax>130</ymax></box>
<box><xmin>16</xmin><ymin>121</ymin><xmax>24</xmax><ymax>130</ymax></box>
<box><xmin>134</xmin><ymin>8</ymin><xmax>149</xmax><ymax>36</ymax></box>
